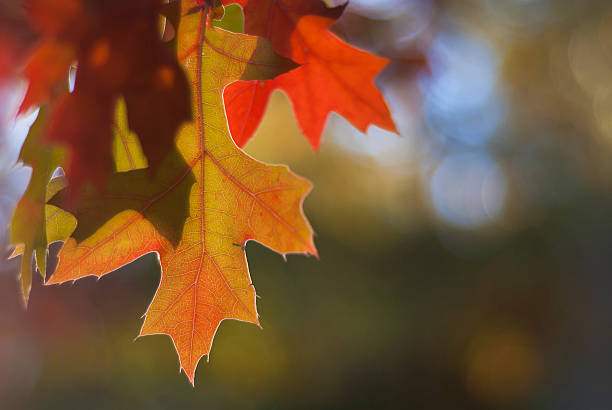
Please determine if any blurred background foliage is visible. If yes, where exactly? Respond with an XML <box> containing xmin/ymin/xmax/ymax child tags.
<box><xmin>2</xmin><ymin>0</ymin><xmax>612</xmax><ymax>408</ymax></box>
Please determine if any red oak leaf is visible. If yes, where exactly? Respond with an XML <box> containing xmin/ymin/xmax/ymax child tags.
<box><xmin>223</xmin><ymin>0</ymin><xmax>397</xmax><ymax>149</ymax></box>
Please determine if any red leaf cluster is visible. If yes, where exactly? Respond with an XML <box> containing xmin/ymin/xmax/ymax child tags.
<box><xmin>22</xmin><ymin>0</ymin><xmax>192</xmax><ymax>194</ymax></box>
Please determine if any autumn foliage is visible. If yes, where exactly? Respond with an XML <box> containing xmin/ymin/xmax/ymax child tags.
<box><xmin>4</xmin><ymin>0</ymin><xmax>400</xmax><ymax>383</ymax></box>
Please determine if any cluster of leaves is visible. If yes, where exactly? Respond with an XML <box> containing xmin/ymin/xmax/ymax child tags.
<box><xmin>7</xmin><ymin>0</ymin><xmax>397</xmax><ymax>383</ymax></box>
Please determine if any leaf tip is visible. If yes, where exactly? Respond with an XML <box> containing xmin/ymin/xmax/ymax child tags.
<box><xmin>310</xmin><ymin>246</ymin><xmax>320</xmax><ymax>260</ymax></box>
<box><xmin>20</xmin><ymin>289</ymin><xmax>31</xmax><ymax>308</ymax></box>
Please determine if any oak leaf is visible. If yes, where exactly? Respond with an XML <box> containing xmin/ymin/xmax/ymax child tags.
<box><xmin>9</xmin><ymin>107</ymin><xmax>76</xmax><ymax>303</ymax></box>
<box><xmin>47</xmin><ymin>2</ymin><xmax>315</xmax><ymax>384</ymax></box>
<box><xmin>222</xmin><ymin>0</ymin><xmax>397</xmax><ymax>149</ymax></box>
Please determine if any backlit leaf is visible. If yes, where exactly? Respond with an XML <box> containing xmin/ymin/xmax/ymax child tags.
<box><xmin>223</xmin><ymin>0</ymin><xmax>397</xmax><ymax>149</ymax></box>
<box><xmin>47</xmin><ymin>1</ymin><xmax>314</xmax><ymax>384</ymax></box>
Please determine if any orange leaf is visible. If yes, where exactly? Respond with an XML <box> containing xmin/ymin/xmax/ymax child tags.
<box><xmin>223</xmin><ymin>0</ymin><xmax>397</xmax><ymax>149</ymax></box>
<box><xmin>48</xmin><ymin>3</ymin><xmax>313</xmax><ymax>384</ymax></box>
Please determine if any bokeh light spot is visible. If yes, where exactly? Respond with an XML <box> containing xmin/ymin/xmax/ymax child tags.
<box><xmin>430</xmin><ymin>152</ymin><xmax>506</xmax><ymax>228</ymax></box>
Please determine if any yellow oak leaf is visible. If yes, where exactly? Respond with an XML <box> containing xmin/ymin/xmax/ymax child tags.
<box><xmin>48</xmin><ymin>1</ymin><xmax>315</xmax><ymax>384</ymax></box>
